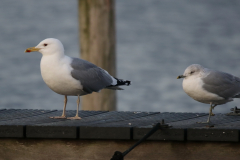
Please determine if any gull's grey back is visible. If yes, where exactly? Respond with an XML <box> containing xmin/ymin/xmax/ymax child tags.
<box><xmin>202</xmin><ymin>70</ymin><xmax>240</xmax><ymax>99</ymax></box>
<box><xmin>70</xmin><ymin>58</ymin><xmax>113</xmax><ymax>93</ymax></box>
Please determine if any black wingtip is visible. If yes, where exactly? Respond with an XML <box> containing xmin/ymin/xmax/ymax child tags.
<box><xmin>114</xmin><ymin>77</ymin><xmax>131</xmax><ymax>86</ymax></box>
<box><xmin>106</xmin><ymin>78</ymin><xmax>131</xmax><ymax>90</ymax></box>
<box><xmin>125</xmin><ymin>80</ymin><xmax>131</xmax><ymax>86</ymax></box>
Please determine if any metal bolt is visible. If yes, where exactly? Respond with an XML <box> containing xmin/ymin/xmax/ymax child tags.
<box><xmin>161</xmin><ymin>119</ymin><xmax>165</xmax><ymax>124</ymax></box>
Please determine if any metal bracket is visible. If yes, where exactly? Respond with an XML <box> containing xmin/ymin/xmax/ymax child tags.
<box><xmin>226</xmin><ymin>106</ymin><xmax>240</xmax><ymax>116</ymax></box>
<box><xmin>159</xmin><ymin>119</ymin><xmax>172</xmax><ymax>128</ymax></box>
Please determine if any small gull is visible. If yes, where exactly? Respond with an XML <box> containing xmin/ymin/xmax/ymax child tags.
<box><xmin>25</xmin><ymin>38</ymin><xmax>131</xmax><ymax>119</ymax></box>
<box><xmin>177</xmin><ymin>64</ymin><xmax>240</xmax><ymax>123</ymax></box>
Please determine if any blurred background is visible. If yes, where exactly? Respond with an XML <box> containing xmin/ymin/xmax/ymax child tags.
<box><xmin>0</xmin><ymin>0</ymin><xmax>240</xmax><ymax>113</ymax></box>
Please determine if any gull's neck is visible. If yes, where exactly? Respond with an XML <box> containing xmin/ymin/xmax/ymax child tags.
<box><xmin>40</xmin><ymin>51</ymin><xmax>70</xmax><ymax>71</ymax></box>
<box><xmin>42</xmin><ymin>51</ymin><xmax>66</xmax><ymax>60</ymax></box>
<box><xmin>40</xmin><ymin>51</ymin><xmax>72</xmax><ymax>84</ymax></box>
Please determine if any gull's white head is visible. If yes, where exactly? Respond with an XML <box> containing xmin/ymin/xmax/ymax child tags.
<box><xmin>25</xmin><ymin>38</ymin><xmax>64</xmax><ymax>56</ymax></box>
<box><xmin>177</xmin><ymin>64</ymin><xmax>205</xmax><ymax>79</ymax></box>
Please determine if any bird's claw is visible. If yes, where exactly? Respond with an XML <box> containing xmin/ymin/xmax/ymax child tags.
<box><xmin>67</xmin><ymin>116</ymin><xmax>82</xmax><ymax>120</ymax></box>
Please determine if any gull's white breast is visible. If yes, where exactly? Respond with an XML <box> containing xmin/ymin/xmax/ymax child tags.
<box><xmin>40</xmin><ymin>55</ymin><xmax>84</xmax><ymax>96</ymax></box>
<box><xmin>182</xmin><ymin>75</ymin><xmax>225</xmax><ymax>104</ymax></box>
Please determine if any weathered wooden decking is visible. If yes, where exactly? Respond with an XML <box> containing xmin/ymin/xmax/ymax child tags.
<box><xmin>0</xmin><ymin>109</ymin><xmax>239</xmax><ymax>142</ymax></box>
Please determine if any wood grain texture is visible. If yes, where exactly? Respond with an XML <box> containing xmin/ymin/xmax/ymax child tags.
<box><xmin>1</xmin><ymin>139</ymin><xmax>240</xmax><ymax>160</ymax></box>
<box><xmin>79</xmin><ymin>0</ymin><xmax>116</xmax><ymax>111</ymax></box>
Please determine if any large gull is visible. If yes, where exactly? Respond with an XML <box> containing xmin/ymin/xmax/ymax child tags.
<box><xmin>177</xmin><ymin>64</ymin><xmax>240</xmax><ymax>123</ymax></box>
<box><xmin>25</xmin><ymin>38</ymin><xmax>131</xmax><ymax>119</ymax></box>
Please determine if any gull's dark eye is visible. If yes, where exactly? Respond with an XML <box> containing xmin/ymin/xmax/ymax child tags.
<box><xmin>190</xmin><ymin>71</ymin><xmax>195</xmax><ymax>74</ymax></box>
<box><xmin>44</xmin><ymin>43</ymin><xmax>48</xmax><ymax>46</ymax></box>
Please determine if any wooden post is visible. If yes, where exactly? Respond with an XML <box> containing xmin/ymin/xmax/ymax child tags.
<box><xmin>78</xmin><ymin>0</ymin><xmax>116</xmax><ymax>111</ymax></box>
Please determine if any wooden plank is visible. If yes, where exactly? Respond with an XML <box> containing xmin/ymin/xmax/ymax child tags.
<box><xmin>187</xmin><ymin>129</ymin><xmax>239</xmax><ymax>142</ymax></box>
<box><xmin>0</xmin><ymin>125</ymin><xmax>24</xmax><ymax>138</ymax></box>
<box><xmin>80</xmin><ymin>126</ymin><xmax>131</xmax><ymax>140</ymax></box>
<box><xmin>133</xmin><ymin>128</ymin><xmax>185</xmax><ymax>141</ymax></box>
<box><xmin>0</xmin><ymin>110</ymin><xmax>238</xmax><ymax>142</ymax></box>
<box><xmin>26</xmin><ymin>126</ymin><xmax>77</xmax><ymax>139</ymax></box>
<box><xmin>2</xmin><ymin>139</ymin><xmax>240</xmax><ymax>160</ymax></box>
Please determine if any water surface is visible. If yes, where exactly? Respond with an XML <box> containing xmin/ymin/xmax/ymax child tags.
<box><xmin>0</xmin><ymin>0</ymin><xmax>240</xmax><ymax>114</ymax></box>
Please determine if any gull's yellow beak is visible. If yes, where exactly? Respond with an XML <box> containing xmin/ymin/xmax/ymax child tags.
<box><xmin>177</xmin><ymin>75</ymin><xmax>186</xmax><ymax>79</ymax></box>
<box><xmin>25</xmin><ymin>47</ymin><xmax>40</xmax><ymax>53</ymax></box>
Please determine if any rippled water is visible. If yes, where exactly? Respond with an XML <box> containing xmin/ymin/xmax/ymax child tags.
<box><xmin>1</xmin><ymin>0</ymin><xmax>240</xmax><ymax>114</ymax></box>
